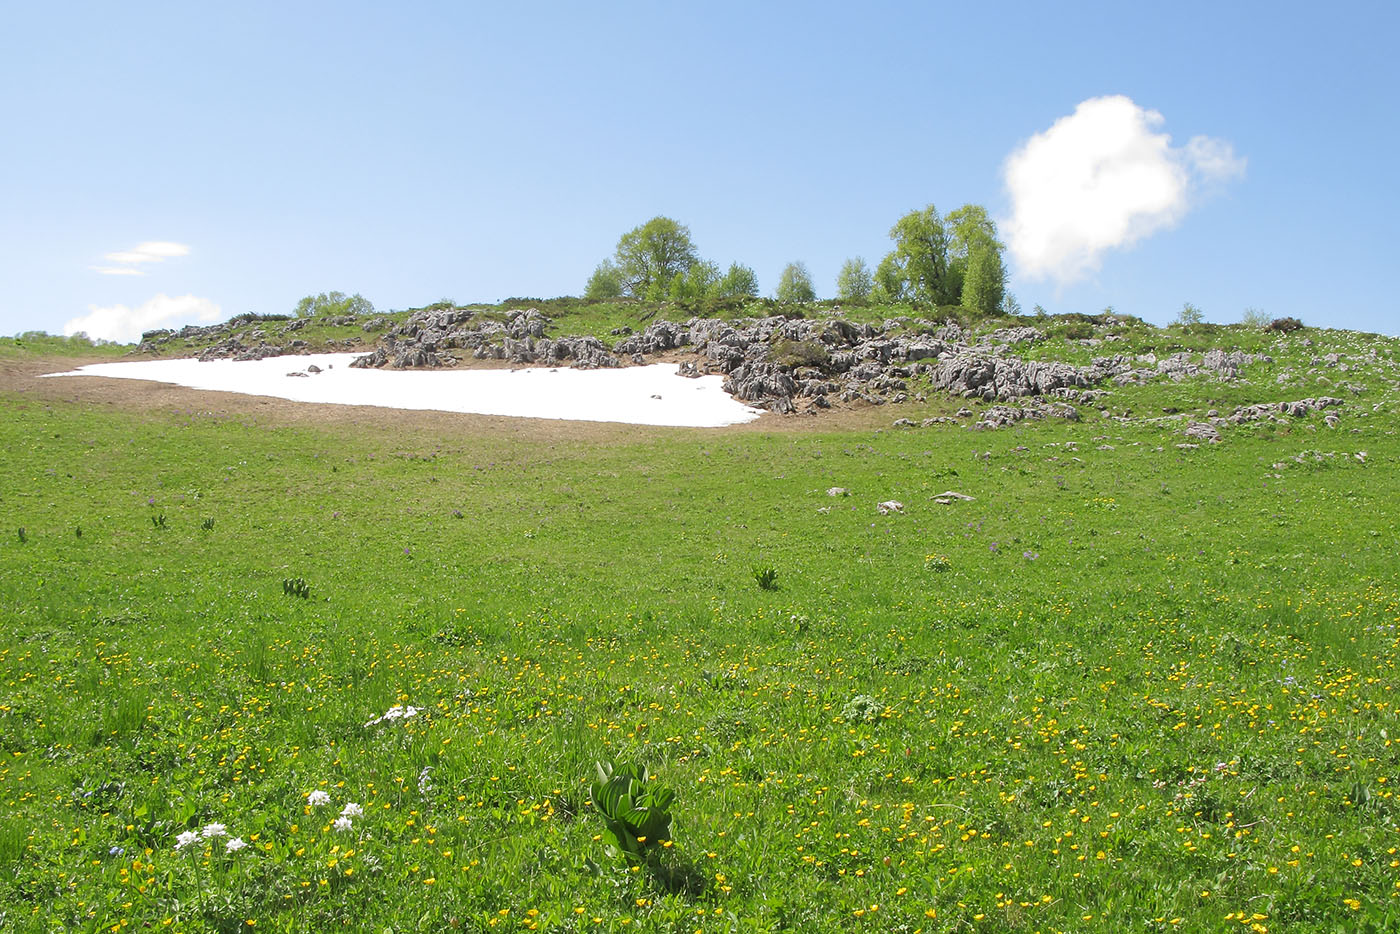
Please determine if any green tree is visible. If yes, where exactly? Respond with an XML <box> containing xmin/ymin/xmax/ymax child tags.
<box><xmin>835</xmin><ymin>257</ymin><xmax>873</xmax><ymax>303</ymax></box>
<box><xmin>585</xmin><ymin>261</ymin><xmax>623</xmax><ymax>299</ymax></box>
<box><xmin>669</xmin><ymin>260</ymin><xmax>721</xmax><ymax>302</ymax></box>
<box><xmin>881</xmin><ymin>206</ymin><xmax>957</xmax><ymax>306</ymax></box>
<box><xmin>775</xmin><ymin>262</ymin><xmax>816</xmax><ymax>303</ymax></box>
<box><xmin>871</xmin><ymin>253</ymin><xmax>905</xmax><ymax>303</ymax></box>
<box><xmin>947</xmin><ymin>204</ymin><xmax>1006</xmax><ymax>315</ymax></box>
<box><xmin>959</xmin><ymin>247</ymin><xmax>1006</xmax><ymax>316</ymax></box>
<box><xmin>1240</xmin><ymin>307</ymin><xmax>1269</xmax><ymax>328</ymax></box>
<box><xmin>713</xmin><ymin>262</ymin><xmax>759</xmax><ymax>299</ymax></box>
<box><xmin>609</xmin><ymin>217</ymin><xmax>698</xmax><ymax>298</ymax></box>
<box><xmin>1175</xmin><ymin>302</ymin><xmax>1205</xmax><ymax>326</ymax></box>
<box><xmin>1000</xmin><ymin>292</ymin><xmax>1022</xmax><ymax>317</ymax></box>
<box><xmin>293</xmin><ymin>291</ymin><xmax>374</xmax><ymax>317</ymax></box>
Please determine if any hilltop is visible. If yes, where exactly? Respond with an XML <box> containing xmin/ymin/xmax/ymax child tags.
<box><xmin>100</xmin><ymin>299</ymin><xmax>1400</xmax><ymax>439</ymax></box>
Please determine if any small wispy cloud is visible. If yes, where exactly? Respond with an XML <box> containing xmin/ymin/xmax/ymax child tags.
<box><xmin>63</xmin><ymin>293</ymin><xmax>221</xmax><ymax>344</ymax></box>
<box><xmin>91</xmin><ymin>241</ymin><xmax>191</xmax><ymax>276</ymax></box>
<box><xmin>1002</xmin><ymin>96</ymin><xmax>1245</xmax><ymax>285</ymax></box>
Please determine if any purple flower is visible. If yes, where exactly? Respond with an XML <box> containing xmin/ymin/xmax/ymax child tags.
<box><xmin>1022</xmin><ymin>550</ymin><xmax>1039</xmax><ymax>561</ymax></box>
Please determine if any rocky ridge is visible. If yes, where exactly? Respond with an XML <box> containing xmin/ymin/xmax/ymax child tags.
<box><xmin>133</xmin><ymin>316</ymin><xmax>366</xmax><ymax>362</ymax></box>
<box><xmin>343</xmin><ymin>308</ymin><xmax>1280</xmax><ymax>419</ymax></box>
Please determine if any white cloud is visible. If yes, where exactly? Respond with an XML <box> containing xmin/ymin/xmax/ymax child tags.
<box><xmin>1003</xmin><ymin>95</ymin><xmax>1245</xmax><ymax>285</ymax></box>
<box><xmin>63</xmin><ymin>294</ymin><xmax>222</xmax><ymax>344</ymax></box>
<box><xmin>104</xmin><ymin>241</ymin><xmax>191</xmax><ymax>265</ymax></box>
<box><xmin>1183</xmin><ymin>135</ymin><xmax>1247</xmax><ymax>181</ymax></box>
<box><xmin>90</xmin><ymin>266</ymin><xmax>147</xmax><ymax>276</ymax></box>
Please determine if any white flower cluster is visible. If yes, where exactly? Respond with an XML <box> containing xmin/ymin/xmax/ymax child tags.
<box><xmin>364</xmin><ymin>704</ymin><xmax>422</xmax><ymax>728</ymax></box>
<box><xmin>335</xmin><ymin>802</ymin><xmax>364</xmax><ymax>833</ymax></box>
<box><xmin>306</xmin><ymin>787</ymin><xmax>366</xmax><ymax>831</ymax></box>
<box><xmin>174</xmin><ymin>822</ymin><xmax>247</xmax><ymax>854</ymax></box>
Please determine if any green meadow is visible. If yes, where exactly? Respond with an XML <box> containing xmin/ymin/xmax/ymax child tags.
<box><xmin>1</xmin><ymin>314</ymin><xmax>1398</xmax><ymax>933</ymax></box>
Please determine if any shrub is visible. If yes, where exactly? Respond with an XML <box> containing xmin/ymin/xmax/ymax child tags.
<box><xmin>1268</xmin><ymin>316</ymin><xmax>1304</xmax><ymax>333</ymax></box>
<box><xmin>1240</xmin><ymin>307</ymin><xmax>1270</xmax><ymax>328</ymax></box>
<box><xmin>1174</xmin><ymin>302</ymin><xmax>1205</xmax><ymax>326</ymax></box>
<box><xmin>769</xmin><ymin>339</ymin><xmax>830</xmax><ymax>369</ymax></box>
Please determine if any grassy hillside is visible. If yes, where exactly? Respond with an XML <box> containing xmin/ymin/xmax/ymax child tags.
<box><xmin>1</xmin><ymin>316</ymin><xmax>1398</xmax><ymax>932</ymax></box>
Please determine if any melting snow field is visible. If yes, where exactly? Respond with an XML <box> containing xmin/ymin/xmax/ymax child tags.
<box><xmin>41</xmin><ymin>353</ymin><xmax>764</xmax><ymax>427</ymax></box>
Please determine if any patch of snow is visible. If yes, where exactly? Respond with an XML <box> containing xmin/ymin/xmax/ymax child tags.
<box><xmin>41</xmin><ymin>354</ymin><xmax>764</xmax><ymax>427</ymax></box>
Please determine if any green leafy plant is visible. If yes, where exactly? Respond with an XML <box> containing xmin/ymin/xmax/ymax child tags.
<box><xmin>589</xmin><ymin>760</ymin><xmax>675</xmax><ymax>863</ymax></box>
<box><xmin>282</xmin><ymin>577</ymin><xmax>312</xmax><ymax>599</ymax></box>
<box><xmin>840</xmin><ymin>694</ymin><xmax>884</xmax><ymax>723</ymax></box>
<box><xmin>16</xmin><ymin>527</ymin><xmax>26</xmax><ymax>544</ymax></box>
<box><xmin>200</xmin><ymin>517</ymin><xmax>215</xmax><ymax>531</ymax></box>
<box><xmin>752</xmin><ymin>566</ymin><xmax>779</xmax><ymax>590</ymax></box>
<box><xmin>150</xmin><ymin>514</ymin><xmax>166</xmax><ymax>529</ymax></box>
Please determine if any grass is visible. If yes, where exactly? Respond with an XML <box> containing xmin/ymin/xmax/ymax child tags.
<box><xmin>0</xmin><ymin>315</ymin><xmax>1398</xmax><ymax>932</ymax></box>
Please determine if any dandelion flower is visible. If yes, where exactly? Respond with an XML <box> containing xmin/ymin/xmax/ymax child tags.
<box><xmin>175</xmin><ymin>831</ymin><xmax>199</xmax><ymax>851</ymax></box>
<box><xmin>334</xmin><ymin>816</ymin><xmax>354</xmax><ymax>832</ymax></box>
<box><xmin>202</xmin><ymin>823</ymin><xmax>228</xmax><ymax>840</ymax></box>
<box><xmin>308</xmin><ymin>790</ymin><xmax>331</xmax><ymax>807</ymax></box>
<box><xmin>226</xmin><ymin>837</ymin><xmax>247</xmax><ymax>853</ymax></box>
<box><xmin>341</xmin><ymin>803</ymin><xmax>364</xmax><ymax>818</ymax></box>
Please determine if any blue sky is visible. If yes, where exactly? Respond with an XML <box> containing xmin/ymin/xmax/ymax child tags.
<box><xmin>3</xmin><ymin>0</ymin><xmax>1396</xmax><ymax>340</ymax></box>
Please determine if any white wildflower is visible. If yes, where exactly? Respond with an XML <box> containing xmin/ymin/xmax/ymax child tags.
<box><xmin>225</xmin><ymin>837</ymin><xmax>247</xmax><ymax>853</ymax></box>
<box><xmin>201</xmin><ymin>822</ymin><xmax>228</xmax><ymax>839</ymax></box>
<box><xmin>418</xmin><ymin>766</ymin><xmax>433</xmax><ymax>796</ymax></box>
<box><xmin>340</xmin><ymin>802</ymin><xmax>364</xmax><ymax>818</ymax></box>
<box><xmin>333</xmin><ymin>816</ymin><xmax>354</xmax><ymax>832</ymax></box>
<box><xmin>175</xmin><ymin>830</ymin><xmax>199</xmax><ymax>851</ymax></box>
<box><xmin>364</xmin><ymin>704</ymin><xmax>422</xmax><ymax>728</ymax></box>
<box><xmin>307</xmin><ymin>789</ymin><xmax>331</xmax><ymax>807</ymax></box>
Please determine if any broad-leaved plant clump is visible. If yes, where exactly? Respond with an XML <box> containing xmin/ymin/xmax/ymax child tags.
<box><xmin>282</xmin><ymin>577</ymin><xmax>312</xmax><ymax>599</ymax></box>
<box><xmin>589</xmin><ymin>760</ymin><xmax>675</xmax><ymax>863</ymax></box>
<box><xmin>840</xmin><ymin>694</ymin><xmax>884</xmax><ymax>723</ymax></box>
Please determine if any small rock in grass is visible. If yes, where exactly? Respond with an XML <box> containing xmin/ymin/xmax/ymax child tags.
<box><xmin>1183</xmin><ymin>422</ymin><xmax>1222</xmax><ymax>443</ymax></box>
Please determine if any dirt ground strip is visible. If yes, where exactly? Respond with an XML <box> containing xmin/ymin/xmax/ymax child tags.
<box><xmin>0</xmin><ymin>354</ymin><xmax>903</xmax><ymax>442</ymax></box>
